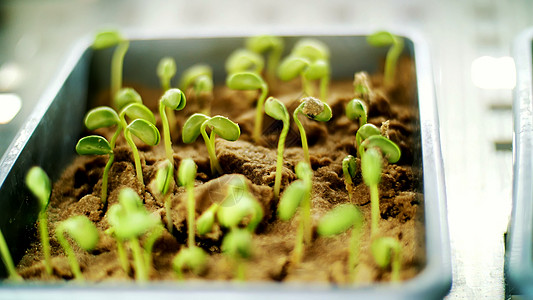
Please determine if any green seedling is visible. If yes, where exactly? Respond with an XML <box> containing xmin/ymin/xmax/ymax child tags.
<box><xmin>221</xmin><ymin>228</ymin><xmax>252</xmax><ymax>281</ymax></box>
<box><xmin>173</xmin><ymin>245</ymin><xmax>208</xmax><ymax>279</ymax></box>
<box><xmin>277</xmin><ymin>162</ymin><xmax>312</xmax><ymax>265</ymax></box>
<box><xmin>353</xmin><ymin>71</ymin><xmax>371</xmax><ymax>102</ymax></box>
<box><xmin>179</xmin><ymin>64</ymin><xmax>214</xmax><ymax>114</ymax></box>
<box><xmin>55</xmin><ymin>215</ymin><xmax>99</xmax><ymax>281</ymax></box>
<box><xmin>317</xmin><ymin>203</ymin><xmax>363</xmax><ymax>281</ymax></box>
<box><xmin>292</xmin><ymin>39</ymin><xmax>330</xmax><ymax>61</ymax></box>
<box><xmin>178</xmin><ymin>158</ymin><xmax>198</xmax><ymax>248</ymax></box>
<box><xmin>182</xmin><ymin>113</ymin><xmax>240</xmax><ymax>175</ymax></box>
<box><xmin>278</xmin><ymin>55</ymin><xmax>330</xmax><ymax>100</ymax></box>
<box><xmin>143</xmin><ymin>224</ymin><xmax>163</xmax><ymax>273</ymax></box>
<box><xmin>154</xmin><ymin>160</ymin><xmax>174</xmax><ymax>232</ymax></box>
<box><xmin>346</xmin><ymin>98</ymin><xmax>367</xmax><ymax>128</ymax></box>
<box><xmin>293</xmin><ymin>97</ymin><xmax>332</xmax><ymax>165</ymax></box>
<box><xmin>114</xmin><ymin>87</ymin><xmax>143</xmax><ymax>113</ymax></box>
<box><xmin>107</xmin><ymin>188</ymin><xmax>159</xmax><ymax>282</ymax></box>
<box><xmin>93</xmin><ymin>30</ymin><xmax>129</xmax><ymax>104</ymax></box>
<box><xmin>367</xmin><ymin>31</ymin><xmax>404</xmax><ymax>87</ymax></box>
<box><xmin>226</xmin><ymin>49</ymin><xmax>264</xmax><ymax>75</ymax></box>
<box><xmin>355</xmin><ymin>123</ymin><xmax>381</xmax><ymax>157</ymax></box>
<box><xmin>226</xmin><ymin>71</ymin><xmax>268</xmax><ymax>144</ymax></box>
<box><xmin>264</xmin><ymin>97</ymin><xmax>290</xmax><ymax>198</ymax></box>
<box><xmin>104</xmin><ymin>227</ymin><xmax>130</xmax><ymax>275</ymax></box>
<box><xmin>196</xmin><ymin>203</ymin><xmax>219</xmax><ymax>235</ymax></box>
<box><xmin>246</xmin><ymin>35</ymin><xmax>284</xmax><ymax>83</ymax></box>
<box><xmin>157</xmin><ymin>57</ymin><xmax>177</xmax><ymax>92</ymax></box>
<box><xmin>0</xmin><ymin>229</ymin><xmax>22</xmax><ymax>281</ymax></box>
<box><xmin>159</xmin><ymin>88</ymin><xmax>186</xmax><ymax>165</ymax></box>
<box><xmin>342</xmin><ymin>155</ymin><xmax>357</xmax><ymax>201</ymax></box>
<box><xmin>371</xmin><ymin>236</ymin><xmax>402</xmax><ymax>282</ymax></box>
<box><xmin>25</xmin><ymin>166</ymin><xmax>52</xmax><ymax>276</ymax></box>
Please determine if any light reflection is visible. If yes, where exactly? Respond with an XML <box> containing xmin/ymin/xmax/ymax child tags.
<box><xmin>471</xmin><ymin>56</ymin><xmax>516</xmax><ymax>89</ymax></box>
<box><xmin>0</xmin><ymin>93</ymin><xmax>22</xmax><ymax>124</ymax></box>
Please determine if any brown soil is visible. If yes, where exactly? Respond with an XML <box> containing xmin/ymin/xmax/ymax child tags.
<box><xmin>16</xmin><ymin>57</ymin><xmax>424</xmax><ymax>285</ymax></box>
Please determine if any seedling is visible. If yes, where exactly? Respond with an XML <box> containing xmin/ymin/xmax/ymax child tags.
<box><xmin>154</xmin><ymin>160</ymin><xmax>174</xmax><ymax>232</ymax></box>
<box><xmin>107</xmin><ymin>188</ymin><xmax>159</xmax><ymax>282</ymax></box>
<box><xmin>76</xmin><ymin>135</ymin><xmax>113</xmax><ymax>204</ymax></box>
<box><xmin>182</xmin><ymin>114</ymin><xmax>240</xmax><ymax>175</ymax></box>
<box><xmin>25</xmin><ymin>166</ymin><xmax>52</xmax><ymax>276</ymax></box>
<box><xmin>225</xmin><ymin>48</ymin><xmax>264</xmax><ymax>75</ymax></box>
<box><xmin>157</xmin><ymin>57</ymin><xmax>177</xmax><ymax>92</ymax></box>
<box><xmin>113</xmin><ymin>87</ymin><xmax>143</xmax><ymax>112</ymax></box>
<box><xmin>245</xmin><ymin>35</ymin><xmax>284</xmax><ymax>83</ymax></box>
<box><xmin>0</xmin><ymin>230</ymin><xmax>22</xmax><ymax>281</ymax></box>
<box><xmin>178</xmin><ymin>158</ymin><xmax>198</xmax><ymax>248</ymax></box>
<box><xmin>143</xmin><ymin>224</ymin><xmax>163</xmax><ymax>272</ymax></box>
<box><xmin>367</xmin><ymin>31</ymin><xmax>404</xmax><ymax>87</ymax></box>
<box><xmin>159</xmin><ymin>88</ymin><xmax>186</xmax><ymax>165</ymax></box>
<box><xmin>355</xmin><ymin>123</ymin><xmax>381</xmax><ymax>157</ymax></box>
<box><xmin>346</xmin><ymin>98</ymin><xmax>367</xmax><ymax>128</ymax></box>
<box><xmin>264</xmin><ymin>97</ymin><xmax>290</xmax><ymax>198</ymax></box>
<box><xmin>317</xmin><ymin>203</ymin><xmax>363</xmax><ymax>281</ymax></box>
<box><xmin>179</xmin><ymin>64</ymin><xmax>213</xmax><ymax>114</ymax></box>
<box><xmin>292</xmin><ymin>97</ymin><xmax>332</xmax><ymax>165</ymax></box>
<box><xmin>173</xmin><ymin>246</ymin><xmax>208</xmax><ymax>279</ymax></box>
<box><xmin>226</xmin><ymin>72</ymin><xmax>268</xmax><ymax>143</ymax></box>
<box><xmin>342</xmin><ymin>155</ymin><xmax>357</xmax><ymax>201</ymax></box>
<box><xmin>55</xmin><ymin>215</ymin><xmax>99</xmax><ymax>281</ymax></box>
<box><xmin>92</xmin><ymin>30</ymin><xmax>129</xmax><ymax>104</ymax></box>
<box><xmin>353</xmin><ymin>71</ymin><xmax>371</xmax><ymax>102</ymax></box>
<box><xmin>221</xmin><ymin>228</ymin><xmax>252</xmax><ymax>281</ymax></box>
<box><xmin>292</xmin><ymin>39</ymin><xmax>330</xmax><ymax>62</ymax></box>
<box><xmin>277</xmin><ymin>162</ymin><xmax>312</xmax><ymax>265</ymax></box>
<box><xmin>371</xmin><ymin>236</ymin><xmax>402</xmax><ymax>282</ymax></box>
<box><xmin>278</xmin><ymin>55</ymin><xmax>330</xmax><ymax>100</ymax></box>
<box><xmin>196</xmin><ymin>203</ymin><xmax>219</xmax><ymax>235</ymax></box>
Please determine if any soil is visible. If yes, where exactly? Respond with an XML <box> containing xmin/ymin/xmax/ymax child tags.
<box><xmin>16</xmin><ymin>57</ymin><xmax>425</xmax><ymax>285</ymax></box>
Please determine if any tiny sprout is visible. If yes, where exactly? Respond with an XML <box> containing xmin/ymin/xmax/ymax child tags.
<box><xmin>264</xmin><ymin>97</ymin><xmax>290</xmax><ymax>199</ymax></box>
<box><xmin>353</xmin><ymin>71</ymin><xmax>371</xmax><ymax>102</ymax></box>
<box><xmin>197</xmin><ymin>203</ymin><xmax>219</xmax><ymax>235</ymax></box>
<box><xmin>157</xmin><ymin>57</ymin><xmax>177</xmax><ymax>91</ymax></box>
<box><xmin>173</xmin><ymin>246</ymin><xmax>208</xmax><ymax>279</ymax></box>
<box><xmin>55</xmin><ymin>215</ymin><xmax>99</xmax><ymax>281</ymax></box>
<box><xmin>346</xmin><ymin>99</ymin><xmax>367</xmax><ymax>127</ymax></box>
<box><xmin>277</xmin><ymin>162</ymin><xmax>312</xmax><ymax>265</ymax></box>
<box><xmin>367</xmin><ymin>31</ymin><xmax>404</xmax><ymax>87</ymax></box>
<box><xmin>216</xmin><ymin>177</ymin><xmax>263</xmax><ymax>232</ymax></box>
<box><xmin>226</xmin><ymin>72</ymin><xmax>268</xmax><ymax>144</ymax></box>
<box><xmin>143</xmin><ymin>225</ymin><xmax>164</xmax><ymax>272</ymax></box>
<box><xmin>155</xmin><ymin>160</ymin><xmax>174</xmax><ymax>232</ymax></box>
<box><xmin>355</xmin><ymin>123</ymin><xmax>381</xmax><ymax>157</ymax></box>
<box><xmin>178</xmin><ymin>158</ymin><xmax>198</xmax><ymax>248</ymax></box>
<box><xmin>93</xmin><ymin>29</ymin><xmax>129</xmax><ymax>104</ymax></box>
<box><xmin>362</xmin><ymin>147</ymin><xmax>383</xmax><ymax>238</ymax></box>
<box><xmin>292</xmin><ymin>38</ymin><xmax>330</xmax><ymax>61</ymax></box>
<box><xmin>221</xmin><ymin>228</ymin><xmax>253</xmax><ymax>281</ymax></box>
<box><xmin>225</xmin><ymin>49</ymin><xmax>264</xmax><ymax>75</ymax></box>
<box><xmin>179</xmin><ymin>64</ymin><xmax>213</xmax><ymax>115</ymax></box>
<box><xmin>159</xmin><ymin>88</ymin><xmax>186</xmax><ymax>165</ymax></box>
<box><xmin>317</xmin><ymin>203</ymin><xmax>363</xmax><ymax>281</ymax></box>
<box><xmin>293</xmin><ymin>97</ymin><xmax>332</xmax><ymax>165</ymax></box>
<box><xmin>361</xmin><ymin>135</ymin><xmax>401</xmax><ymax>164</ymax></box>
<box><xmin>342</xmin><ymin>155</ymin><xmax>357</xmax><ymax>201</ymax></box>
<box><xmin>25</xmin><ymin>166</ymin><xmax>52</xmax><ymax>276</ymax></box>
<box><xmin>371</xmin><ymin>237</ymin><xmax>402</xmax><ymax>282</ymax></box>
<box><xmin>245</xmin><ymin>35</ymin><xmax>284</xmax><ymax>83</ymax></box>
<box><xmin>182</xmin><ymin>114</ymin><xmax>240</xmax><ymax>175</ymax></box>
<box><xmin>0</xmin><ymin>229</ymin><xmax>22</xmax><ymax>281</ymax></box>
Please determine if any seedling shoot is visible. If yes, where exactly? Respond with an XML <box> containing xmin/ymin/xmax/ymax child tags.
<box><xmin>0</xmin><ymin>230</ymin><xmax>22</xmax><ymax>281</ymax></box>
<box><xmin>367</xmin><ymin>31</ymin><xmax>404</xmax><ymax>87</ymax></box>
<box><xmin>178</xmin><ymin>158</ymin><xmax>198</xmax><ymax>248</ymax></box>
<box><xmin>342</xmin><ymin>155</ymin><xmax>357</xmax><ymax>201</ymax></box>
<box><xmin>371</xmin><ymin>237</ymin><xmax>402</xmax><ymax>282</ymax></box>
<box><xmin>346</xmin><ymin>98</ymin><xmax>367</xmax><ymax>128</ymax></box>
<box><xmin>154</xmin><ymin>160</ymin><xmax>174</xmax><ymax>232</ymax></box>
<box><xmin>159</xmin><ymin>88</ymin><xmax>186</xmax><ymax>165</ymax></box>
<box><xmin>225</xmin><ymin>49</ymin><xmax>264</xmax><ymax>75</ymax></box>
<box><xmin>246</xmin><ymin>35</ymin><xmax>284</xmax><ymax>83</ymax></box>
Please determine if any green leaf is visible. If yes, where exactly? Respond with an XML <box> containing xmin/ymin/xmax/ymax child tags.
<box><xmin>371</xmin><ymin>236</ymin><xmax>400</xmax><ymax>268</ymax></box>
<box><xmin>197</xmin><ymin>204</ymin><xmax>218</xmax><ymax>235</ymax></box>
<box><xmin>346</xmin><ymin>99</ymin><xmax>367</xmax><ymax>121</ymax></box>
<box><xmin>342</xmin><ymin>155</ymin><xmax>357</xmax><ymax>179</ymax></box>
<box><xmin>278</xmin><ymin>180</ymin><xmax>306</xmax><ymax>221</ymax></box>
<box><xmin>222</xmin><ymin>228</ymin><xmax>252</xmax><ymax>259</ymax></box>
<box><xmin>303</xmin><ymin>59</ymin><xmax>329</xmax><ymax>81</ymax></box>
<box><xmin>155</xmin><ymin>160</ymin><xmax>173</xmax><ymax>195</ymax></box>
<box><xmin>300</xmin><ymin>97</ymin><xmax>332</xmax><ymax>122</ymax></box>
<box><xmin>76</xmin><ymin>135</ymin><xmax>113</xmax><ymax>156</ymax></box>
<box><xmin>246</xmin><ymin>35</ymin><xmax>283</xmax><ymax>54</ymax></box>
<box><xmin>178</xmin><ymin>158</ymin><xmax>197</xmax><ymax>187</ymax></box>
<box><xmin>121</xmin><ymin>102</ymin><xmax>156</xmax><ymax>125</ymax></box>
<box><xmin>84</xmin><ymin>106</ymin><xmax>120</xmax><ymax>130</ymax></box>
<box><xmin>356</xmin><ymin>123</ymin><xmax>381</xmax><ymax>144</ymax></box>
<box><xmin>367</xmin><ymin>31</ymin><xmax>395</xmax><ymax>47</ymax></box>
<box><xmin>226</xmin><ymin>72</ymin><xmax>265</xmax><ymax>90</ymax></box>
<box><xmin>225</xmin><ymin>49</ymin><xmax>264</xmax><ymax>74</ymax></box>
<box><xmin>264</xmin><ymin>97</ymin><xmax>289</xmax><ymax>124</ymax></box>
<box><xmin>361</xmin><ymin>147</ymin><xmax>383</xmax><ymax>186</ymax></box>
<box><xmin>93</xmin><ymin>30</ymin><xmax>123</xmax><ymax>49</ymax></box>
<box><xmin>317</xmin><ymin>204</ymin><xmax>363</xmax><ymax>237</ymax></box>
<box><xmin>114</xmin><ymin>88</ymin><xmax>142</xmax><ymax>111</ymax></box>
<box><xmin>25</xmin><ymin>166</ymin><xmax>51</xmax><ymax>211</ymax></box>
<box><xmin>156</xmin><ymin>57</ymin><xmax>177</xmax><ymax>81</ymax></box>
<box><xmin>172</xmin><ymin>246</ymin><xmax>208</xmax><ymax>275</ymax></box>
<box><xmin>161</xmin><ymin>88</ymin><xmax>186</xmax><ymax>111</ymax></box>
<box><xmin>61</xmin><ymin>215</ymin><xmax>99</xmax><ymax>251</ymax></box>
<box><xmin>127</xmin><ymin>119</ymin><xmax>160</xmax><ymax>146</ymax></box>
<box><xmin>205</xmin><ymin>116</ymin><xmax>241</xmax><ymax>141</ymax></box>
<box><xmin>182</xmin><ymin>113</ymin><xmax>210</xmax><ymax>144</ymax></box>
<box><xmin>361</xmin><ymin>135</ymin><xmax>401</xmax><ymax>163</ymax></box>
<box><xmin>292</xmin><ymin>39</ymin><xmax>330</xmax><ymax>61</ymax></box>
<box><xmin>277</xmin><ymin>55</ymin><xmax>309</xmax><ymax>81</ymax></box>
<box><xmin>179</xmin><ymin>64</ymin><xmax>213</xmax><ymax>91</ymax></box>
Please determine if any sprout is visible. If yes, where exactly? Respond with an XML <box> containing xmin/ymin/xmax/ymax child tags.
<box><xmin>178</xmin><ymin>158</ymin><xmax>198</xmax><ymax>248</ymax></box>
<box><xmin>342</xmin><ymin>155</ymin><xmax>357</xmax><ymax>201</ymax></box>
<box><xmin>107</xmin><ymin>188</ymin><xmax>160</xmax><ymax>282</ymax></box>
<box><xmin>113</xmin><ymin>87</ymin><xmax>143</xmax><ymax>114</ymax></box>
<box><xmin>292</xmin><ymin>39</ymin><xmax>330</xmax><ymax>61</ymax></box>
<box><xmin>92</xmin><ymin>30</ymin><xmax>129</xmax><ymax>104</ymax></box>
<box><xmin>196</xmin><ymin>203</ymin><xmax>219</xmax><ymax>235</ymax></box>
<box><xmin>226</xmin><ymin>72</ymin><xmax>268</xmax><ymax>144</ymax></box>
<box><xmin>317</xmin><ymin>203</ymin><xmax>363</xmax><ymax>281</ymax></box>
<box><xmin>25</xmin><ymin>166</ymin><xmax>52</xmax><ymax>276</ymax></box>
<box><xmin>225</xmin><ymin>49</ymin><xmax>264</xmax><ymax>75</ymax></box>
<box><xmin>355</xmin><ymin>123</ymin><xmax>381</xmax><ymax>157</ymax></box>
<box><xmin>353</xmin><ymin>71</ymin><xmax>371</xmax><ymax>102</ymax></box>
<box><xmin>159</xmin><ymin>88</ymin><xmax>186</xmax><ymax>165</ymax></box>
<box><xmin>264</xmin><ymin>97</ymin><xmax>290</xmax><ymax>198</ymax></box>
<box><xmin>292</xmin><ymin>97</ymin><xmax>332</xmax><ymax>165</ymax></box>
<box><xmin>55</xmin><ymin>216</ymin><xmax>99</xmax><ymax>281</ymax></box>
<box><xmin>371</xmin><ymin>237</ymin><xmax>402</xmax><ymax>282</ymax></box>
<box><xmin>245</xmin><ymin>35</ymin><xmax>284</xmax><ymax>83</ymax></box>
<box><xmin>367</xmin><ymin>31</ymin><xmax>404</xmax><ymax>87</ymax></box>
<box><xmin>143</xmin><ymin>224</ymin><xmax>163</xmax><ymax>273</ymax></box>
<box><xmin>277</xmin><ymin>162</ymin><xmax>312</xmax><ymax>265</ymax></box>
<box><xmin>154</xmin><ymin>160</ymin><xmax>174</xmax><ymax>232</ymax></box>
<box><xmin>179</xmin><ymin>64</ymin><xmax>214</xmax><ymax>114</ymax></box>
<box><xmin>182</xmin><ymin>114</ymin><xmax>240</xmax><ymax>175</ymax></box>
<box><xmin>0</xmin><ymin>229</ymin><xmax>22</xmax><ymax>281</ymax></box>
<box><xmin>346</xmin><ymin>99</ymin><xmax>367</xmax><ymax>128</ymax></box>
<box><xmin>172</xmin><ymin>246</ymin><xmax>208</xmax><ymax>279</ymax></box>
<box><xmin>221</xmin><ymin>228</ymin><xmax>252</xmax><ymax>281</ymax></box>
<box><xmin>157</xmin><ymin>57</ymin><xmax>177</xmax><ymax>92</ymax></box>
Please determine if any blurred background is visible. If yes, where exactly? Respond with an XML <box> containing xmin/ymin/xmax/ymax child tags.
<box><xmin>0</xmin><ymin>0</ymin><xmax>531</xmax><ymax>298</ymax></box>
